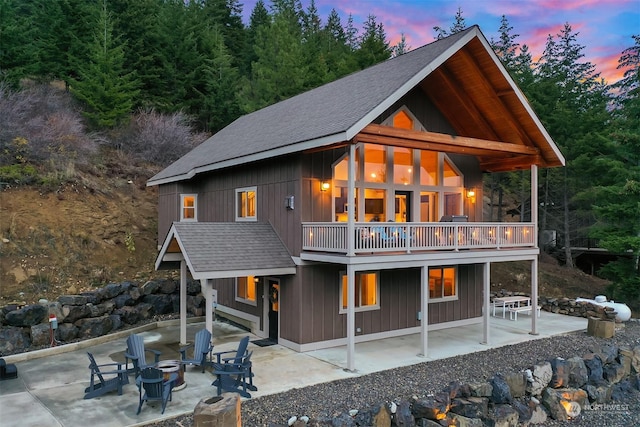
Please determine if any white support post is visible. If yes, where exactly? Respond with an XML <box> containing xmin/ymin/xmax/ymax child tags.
<box><xmin>204</xmin><ymin>279</ymin><xmax>213</xmax><ymax>336</ymax></box>
<box><xmin>420</xmin><ymin>265</ymin><xmax>428</xmax><ymax>357</ymax></box>
<box><xmin>530</xmin><ymin>257</ymin><xmax>539</xmax><ymax>335</ymax></box>
<box><xmin>347</xmin><ymin>144</ymin><xmax>356</xmax><ymax>256</ymax></box>
<box><xmin>482</xmin><ymin>262</ymin><xmax>491</xmax><ymax>344</ymax></box>
<box><xmin>180</xmin><ymin>261</ymin><xmax>188</xmax><ymax>346</ymax></box>
<box><xmin>531</xmin><ymin>164</ymin><xmax>538</xmax><ymax>247</ymax></box>
<box><xmin>347</xmin><ymin>264</ymin><xmax>356</xmax><ymax>371</ymax></box>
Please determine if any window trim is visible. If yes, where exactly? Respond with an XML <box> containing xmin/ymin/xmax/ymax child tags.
<box><xmin>428</xmin><ymin>266</ymin><xmax>458</xmax><ymax>302</ymax></box>
<box><xmin>180</xmin><ymin>194</ymin><xmax>197</xmax><ymax>221</ymax></box>
<box><xmin>235</xmin><ymin>186</ymin><xmax>257</xmax><ymax>222</ymax></box>
<box><xmin>339</xmin><ymin>271</ymin><xmax>380</xmax><ymax>314</ymax></box>
<box><xmin>235</xmin><ymin>276</ymin><xmax>258</xmax><ymax>306</ymax></box>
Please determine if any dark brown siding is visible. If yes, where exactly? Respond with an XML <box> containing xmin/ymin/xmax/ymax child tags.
<box><xmin>293</xmin><ymin>264</ymin><xmax>483</xmax><ymax>345</ymax></box>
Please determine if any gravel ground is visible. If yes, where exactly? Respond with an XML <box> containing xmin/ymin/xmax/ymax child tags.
<box><xmin>151</xmin><ymin>320</ymin><xmax>640</xmax><ymax>427</ymax></box>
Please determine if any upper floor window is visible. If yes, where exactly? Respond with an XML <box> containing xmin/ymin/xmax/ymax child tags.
<box><xmin>236</xmin><ymin>276</ymin><xmax>257</xmax><ymax>305</ymax></box>
<box><xmin>340</xmin><ymin>271</ymin><xmax>379</xmax><ymax>313</ymax></box>
<box><xmin>393</xmin><ymin>110</ymin><xmax>414</xmax><ymax>129</ymax></box>
<box><xmin>428</xmin><ymin>266</ymin><xmax>457</xmax><ymax>301</ymax></box>
<box><xmin>236</xmin><ymin>187</ymin><xmax>257</xmax><ymax>221</ymax></box>
<box><xmin>180</xmin><ymin>194</ymin><xmax>197</xmax><ymax>221</ymax></box>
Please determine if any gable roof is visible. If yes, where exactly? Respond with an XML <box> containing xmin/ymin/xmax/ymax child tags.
<box><xmin>155</xmin><ymin>222</ymin><xmax>296</xmax><ymax>279</ymax></box>
<box><xmin>148</xmin><ymin>26</ymin><xmax>563</xmax><ymax>186</ymax></box>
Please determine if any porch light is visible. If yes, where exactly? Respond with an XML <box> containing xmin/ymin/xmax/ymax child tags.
<box><xmin>321</xmin><ymin>181</ymin><xmax>330</xmax><ymax>191</ymax></box>
<box><xmin>466</xmin><ymin>189</ymin><xmax>476</xmax><ymax>203</ymax></box>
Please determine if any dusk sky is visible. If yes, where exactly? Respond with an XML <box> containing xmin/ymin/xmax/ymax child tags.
<box><xmin>241</xmin><ymin>0</ymin><xmax>640</xmax><ymax>84</ymax></box>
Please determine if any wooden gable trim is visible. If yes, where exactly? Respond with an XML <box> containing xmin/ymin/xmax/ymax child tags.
<box><xmin>355</xmin><ymin>124</ymin><xmax>539</xmax><ymax>157</ymax></box>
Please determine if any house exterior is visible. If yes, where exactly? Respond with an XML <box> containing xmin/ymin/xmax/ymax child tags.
<box><xmin>148</xmin><ymin>26</ymin><xmax>565</xmax><ymax>371</ymax></box>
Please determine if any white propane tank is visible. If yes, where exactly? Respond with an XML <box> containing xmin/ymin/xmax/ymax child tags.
<box><xmin>576</xmin><ymin>295</ymin><xmax>632</xmax><ymax>322</ymax></box>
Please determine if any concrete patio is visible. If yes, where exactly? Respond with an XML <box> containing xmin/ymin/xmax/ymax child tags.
<box><xmin>0</xmin><ymin>312</ymin><xmax>588</xmax><ymax>427</ymax></box>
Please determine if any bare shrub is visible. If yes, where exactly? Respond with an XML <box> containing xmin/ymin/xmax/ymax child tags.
<box><xmin>116</xmin><ymin>109</ymin><xmax>209</xmax><ymax>167</ymax></box>
<box><xmin>0</xmin><ymin>84</ymin><xmax>97</xmax><ymax>177</ymax></box>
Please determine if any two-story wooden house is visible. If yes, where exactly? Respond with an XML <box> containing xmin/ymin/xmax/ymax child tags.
<box><xmin>148</xmin><ymin>26</ymin><xmax>565</xmax><ymax>370</ymax></box>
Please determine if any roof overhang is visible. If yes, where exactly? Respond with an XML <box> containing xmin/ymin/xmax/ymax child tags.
<box><xmin>155</xmin><ymin>222</ymin><xmax>297</xmax><ymax>280</ymax></box>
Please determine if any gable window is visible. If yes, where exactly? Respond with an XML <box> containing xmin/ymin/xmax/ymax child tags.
<box><xmin>340</xmin><ymin>271</ymin><xmax>379</xmax><ymax>312</ymax></box>
<box><xmin>428</xmin><ymin>267</ymin><xmax>457</xmax><ymax>301</ymax></box>
<box><xmin>180</xmin><ymin>194</ymin><xmax>197</xmax><ymax>221</ymax></box>
<box><xmin>236</xmin><ymin>186</ymin><xmax>257</xmax><ymax>221</ymax></box>
<box><xmin>236</xmin><ymin>276</ymin><xmax>257</xmax><ymax>305</ymax></box>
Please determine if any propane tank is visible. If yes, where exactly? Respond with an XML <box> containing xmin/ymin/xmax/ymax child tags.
<box><xmin>576</xmin><ymin>295</ymin><xmax>632</xmax><ymax>322</ymax></box>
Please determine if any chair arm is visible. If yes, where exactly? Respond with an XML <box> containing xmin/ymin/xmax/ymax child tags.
<box><xmin>146</xmin><ymin>349</ymin><xmax>162</xmax><ymax>363</ymax></box>
<box><xmin>212</xmin><ymin>349</ymin><xmax>237</xmax><ymax>363</ymax></box>
<box><xmin>179</xmin><ymin>343</ymin><xmax>193</xmax><ymax>358</ymax></box>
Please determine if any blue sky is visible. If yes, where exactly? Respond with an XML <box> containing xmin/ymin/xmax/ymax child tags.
<box><xmin>240</xmin><ymin>0</ymin><xmax>640</xmax><ymax>84</ymax></box>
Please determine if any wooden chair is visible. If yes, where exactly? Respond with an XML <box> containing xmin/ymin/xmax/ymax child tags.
<box><xmin>179</xmin><ymin>328</ymin><xmax>213</xmax><ymax>372</ymax></box>
<box><xmin>125</xmin><ymin>334</ymin><xmax>161</xmax><ymax>377</ymax></box>
<box><xmin>84</xmin><ymin>352</ymin><xmax>129</xmax><ymax>399</ymax></box>
<box><xmin>136</xmin><ymin>366</ymin><xmax>175</xmax><ymax>414</ymax></box>
<box><xmin>211</xmin><ymin>350</ymin><xmax>256</xmax><ymax>398</ymax></box>
<box><xmin>211</xmin><ymin>336</ymin><xmax>256</xmax><ymax>398</ymax></box>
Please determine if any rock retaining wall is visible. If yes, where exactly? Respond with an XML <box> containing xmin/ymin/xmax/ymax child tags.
<box><xmin>282</xmin><ymin>342</ymin><xmax>640</xmax><ymax>426</ymax></box>
<box><xmin>0</xmin><ymin>278</ymin><xmax>205</xmax><ymax>355</ymax></box>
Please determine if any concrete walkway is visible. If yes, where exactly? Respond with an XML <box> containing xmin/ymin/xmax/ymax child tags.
<box><xmin>0</xmin><ymin>312</ymin><xmax>588</xmax><ymax>427</ymax></box>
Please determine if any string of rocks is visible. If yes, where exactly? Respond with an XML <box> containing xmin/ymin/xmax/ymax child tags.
<box><xmin>275</xmin><ymin>341</ymin><xmax>640</xmax><ymax>426</ymax></box>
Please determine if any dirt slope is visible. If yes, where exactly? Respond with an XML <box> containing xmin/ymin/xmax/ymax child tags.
<box><xmin>0</xmin><ymin>179</ymin><xmax>610</xmax><ymax>306</ymax></box>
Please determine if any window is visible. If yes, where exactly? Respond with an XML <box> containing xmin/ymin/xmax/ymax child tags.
<box><xmin>180</xmin><ymin>194</ymin><xmax>197</xmax><ymax>221</ymax></box>
<box><xmin>393</xmin><ymin>110</ymin><xmax>414</xmax><ymax>129</ymax></box>
<box><xmin>340</xmin><ymin>272</ymin><xmax>379</xmax><ymax>312</ymax></box>
<box><xmin>428</xmin><ymin>267</ymin><xmax>457</xmax><ymax>301</ymax></box>
<box><xmin>236</xmin><ymin>276</ymin><xmax>257</xmax><ymax>305</ymax></box>
<box><xmin>235</xmin><ymin>187</ymin><xmax>257</xmax><ymax>221</ymax></box>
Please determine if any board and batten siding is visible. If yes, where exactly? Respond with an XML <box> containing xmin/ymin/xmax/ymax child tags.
<box><xmin>291</xmin><ymin>264</ymin><xmax>483</xmax><ymax>345</ymax></box>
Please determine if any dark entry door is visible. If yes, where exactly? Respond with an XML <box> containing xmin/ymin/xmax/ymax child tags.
<box><xmin>267</xmin><ymin>279</ymin><xmax>279</xmax><ymax>341</ymax></box>
<box><xmin>395</xmin><ymin>191</ymin><xmax>412</xmax><ymax>222</ymax></box>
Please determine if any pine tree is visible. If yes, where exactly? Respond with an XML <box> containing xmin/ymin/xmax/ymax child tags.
<box><xmin>392</xmin><ymin>33</ymin><xmax>411</xmax><ymax>57</ymax></box>
<box><xmin>356</xmin><ymin>15</ymin><xmax>391</xmax><ymax>69</ymax></box>
<box><xmin>70</xmin><ymin>1</ymin><xmax>139</xmax><ymax>127</ymax></box>
<box><xmin>0</xmin><ymin>0</ymin><xmax>32</xmax><ymax>87</ymax></box>
<box><xmin>433</xmin><ymin>7</ymin><xmax>466</xmax><ymax>39</ymax></box>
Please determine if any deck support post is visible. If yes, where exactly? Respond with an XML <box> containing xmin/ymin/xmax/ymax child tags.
<box><xmin>530</xmin><ymin>257</ymin><xmax>539</xmax><ymax>335</ymax></box>
<box><xmin>420</xmin><ymin>265</ymin><xmax>428</xmax><ymax>357</ymax></box>
<box><xmin>482</xmin><ymin>262</ymin><xmax>490</xmax><ymax>345</ymax></box>
<box><xmin>180</xmin><ymin>260</ymin><xmax>188</xmax><ymax>346</ymax></box>
<box><xmin>204</xmin><ymin>279</ymin><xmax>213</xmax><ymax>336</ymax></box>
<box><xmin>347</xmin><ymin>144</ymin><xmax>356</xmax><ymax>256</ymax></box>
<box><xmin>530</xmin><ymin>164</ymin><xmax>539</xmax><ymax>336</ymax></box>
<box><xmin>346</xmin><ymin>264</ymin><xmax>356</xmax><ymax>371</ymax></box>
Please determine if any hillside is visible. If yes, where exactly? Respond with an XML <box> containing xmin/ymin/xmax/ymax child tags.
<box><xmin>0</xmin><ymin>176</ymin><xmax>611</xmax><ymax>307</ymax></box>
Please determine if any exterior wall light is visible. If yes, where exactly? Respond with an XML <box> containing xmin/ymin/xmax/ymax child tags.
<box><xmin>466</xmin><ymin>189</ymin><xmax>476</xmax><ymax>203</ymax></box>
<box><xmin>321</xmin><ymin>181</ymin><xmax>330</xmax><ymax>191</ymax></box>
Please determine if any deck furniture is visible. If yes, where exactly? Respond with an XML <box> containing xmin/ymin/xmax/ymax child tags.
<box><xmin>492</xmin><ymin>296</ymin><xmax>532</xmax><ymax>318</ymax></box>
<box><xmin>0</xmin><ymin>358</ymin><xmax>18</xmax><ymax>380</ymax></box>
<box><xmin>84</xmin><ymin>352</ymin><xmax>129</xmax><ymax>399</ymax></box>
<box><xmin>509</xmin><ymin>305</ymin><xmax>542</xmax><ymax>321</ymax></box>
<box><xmin>125</xmin><ymin>334</ymin><xmax>161</xmax><ymax>377</ymax></box>
<box><xmin>136</xmin><ymin>366</ymin><xmax>176</xmax><ymax>415</ymax></box>
<box><xmin>211</xmin><ymin>350</ymin><xmax>256</xmax><ymax>398</ymax></box>
<box><xmin>179</xmin><ymin>328</ymin><xmax>213</xmax><ymax>373</ymax></box>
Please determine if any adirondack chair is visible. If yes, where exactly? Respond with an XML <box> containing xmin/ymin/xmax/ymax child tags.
<box><xmin>136</xmin><ymin>366</ymin><xmax>176</xmax><ymax>415</ymax></box>
<box><xmin>179</xmin><ymin>328</ymin><xmax>213</xmax><ymax>372</ymax></box>
<box><xmin>211</xmin><ymin>350</ymin><xmax>256</xmax><ymax>398</ymax></box>
<box><xmin>0</xmin><ymin>358</ymin><xmax>18</xmax><ymax>380</ymax></box>
<box><xmin>125</xmin><ymin>333</ymin><xmax>161</xmax><ymax>377</ymax></box>
<box><xmin>211</xmin><ymin>336</ymin><xmax>256</xmax><ymax>398</ymax></box>
<box><xmin>84</xmin><ymin>352</ymin><xmax>129</xmax><ymax>399</ymax></box>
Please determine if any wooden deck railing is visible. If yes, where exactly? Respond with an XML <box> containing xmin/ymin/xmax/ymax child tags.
<box><xmin>302</xmin><ymin>222</ymin><xmax>536</xmax><ymax>254</ymax></box>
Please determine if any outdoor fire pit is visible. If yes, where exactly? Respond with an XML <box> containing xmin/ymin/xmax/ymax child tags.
<box><xmin>156</xmin><ymin>360</ymin><xmax>186</xmax><ymax>391</ymax></box>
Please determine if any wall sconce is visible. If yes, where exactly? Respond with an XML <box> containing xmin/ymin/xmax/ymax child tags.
<box><xmin>253</xmin><ymin>276</ymin><xmax>260</xmax><ymax>284</ymax></box>
<box><xmin>466</xmin><ymin>189</ymin><xmax>476</xmax><ymax>203</ymax></box>
<box><xmin>285</xmin><ymin>195</ymin><xmax>294</xmax><ymax>210</ymax></box>
<box><xmin>320</xmin><ymin>181</ymin><xmax>330</xmax><ymax>191</ymax></box>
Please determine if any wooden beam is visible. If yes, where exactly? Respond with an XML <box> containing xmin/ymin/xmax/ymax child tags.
<box><xmin>358</xmin><ymin>124</ymin><xmax>539</xmax><ymax>156</ymax></box>
<box><xmin>480</xmin><ymin>155</ymin><xmax>543</xmax><ymax>172</ymax></box>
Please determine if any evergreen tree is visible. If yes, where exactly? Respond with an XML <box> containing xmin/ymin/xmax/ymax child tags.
<box><xmin>0</xmin><ymin>0</ymin><xmax>32</xmax><ymax>87</ymax></box>
<box><xmin>434</xmin><ymin>7</ymin><xmax>466</xmax><ymax>39</ymax></box>
<box><xmin>356</xmin><ymin>15</ymin><xmax>391</xmax><ymax>69</ymax></box>
<box><xmin>320</xmin><ymin>8</ymin><xmax>358</xmax><ymax>81</ymax></box>
<box><xmin>242</xmin><ymin>0</ymin><xmax>271</xmax><ymax>75</ymax></box>
<box><xmin>70</xmin><ymin>1</ymin><xmax>139</xmax><ymax>127</ymax></box>
<box><xmin>392</xmin><ymin>33</ymin><xmax>411</xmax><ymax>57</ymax></box>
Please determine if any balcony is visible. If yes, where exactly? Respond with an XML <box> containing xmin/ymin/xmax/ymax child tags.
<box><xmin>302</xmin><ymin>222</ymin><xmax>536</xmax><ymax>254</ymax></box>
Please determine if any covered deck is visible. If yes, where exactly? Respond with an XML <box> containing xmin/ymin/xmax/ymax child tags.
<box><xmin>302</xmin><ymin>221</ymin><xmax>535</xmax><ymax>254</ymax></box>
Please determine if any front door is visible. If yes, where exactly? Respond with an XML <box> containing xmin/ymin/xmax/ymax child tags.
<box><xmin>267</xmin><ymin>279</ymin><xmax>279</xmax><ymax>341</ymax></box>
<box><xmin>395</xmin><ymin>191</ymin><xmax>412</xmax><ymax>222</ymax></box>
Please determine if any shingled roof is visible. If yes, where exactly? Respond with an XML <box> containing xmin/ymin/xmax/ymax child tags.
<box><xmin>156</xmin><ymin>222</ymin><xmax>296</xmax><ymax>279</ymax></box>
<box><xmin>148</xmin><ymin>25</ymin><xmax>563</xmax><ymax>186</ymax></box>
<box><xmin>148</xmin><ymin>28</ymin><xmax>476</xmax><ymax>186</ymax></box>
